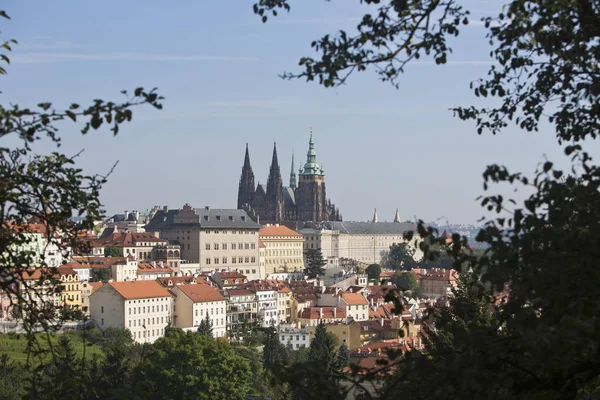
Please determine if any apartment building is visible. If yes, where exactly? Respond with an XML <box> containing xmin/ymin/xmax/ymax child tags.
<box><xmin>145</xmin><ymin>205</ymin><xmax>262</xmax><ymax>277</ymax></box>
<box><xmin>89</xmin><ymin>280</ymin><xmax>172</xmax><ymax>344</ymax></box>
<box><xmin>89</xmin><ymin>231</ymin><xmax>169</xmax><ymax>261</ymax></box>
<box><xmin>259</xmin><ymin>224</ymin><xmax>305</xmax><ymax>274</ymax></box>
<box><xmin>171</xmin><ymin>284</ymin><xmax>227</xmax><ymax>338</ymax></box>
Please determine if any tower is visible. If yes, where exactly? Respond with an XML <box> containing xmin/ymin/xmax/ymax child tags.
<box><xmin>289</xmin><ymin>152</ymin><xmax>297</xmax><ymax>190</ymax></box>
<box><xmin>295</xmin><ymin>131</ymin><xmax>328</xmax><ymax>222</ymax></box>
<box><xmin>393</xmin><ymin>208</ymin><xmax>401</xmax><ymax>223</ymax></box>
<box><xmin>372</xmin><ymin>208</ymin><xmax>379</xmax><ymax>223</ymax></box>
<box><xmin>237</xmin><ymin>143</ymin><xmax>256</xmax><ymax>209</ymax></box>
<box><xmin>266</xmin><ymin>142</ymin><xmax>284</xmax><ymax>222</ymax></box>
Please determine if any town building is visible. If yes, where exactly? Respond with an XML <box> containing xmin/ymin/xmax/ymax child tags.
<box><xmin>413</xmin><ymin>268</ymin><xmax>458</xmax><ymax>298</ymax></box>
<box><xmin>311</xmin><ymin>321</ymin><xmax>361</xmax><ymax>349</ymax></box>
<box><xmin>224</xmin><ymin>288</ymin><xmax>258</xmax><ymax>338</ymax></box>
<box><xmin>145</xmin><ymin>205</ymin><xmax>263</xmax><ymax>277</ymax></box>
<box><xmin>58</xmin><ymin>265</ymin><xmax>82</xmax><ymax>310</ymax></box>
<box><xmin>297</xmin><ymin>217</ymin><xmax>421</xmax><ymax>265</ymax></box>
<box><xmin>136</xmin><ymin>262</ymin><xmax>172</xmax><ymax>280</ymax></box>
<box><xmin>80</xmin><ymin>281</ymin><xmax>103</xmax><ymax>315</ymax></box>
<box><xmin>278</xmin><ymin>324</ymin><xmax>310</xmax><ymax>349</ymax></box>
<box><xmin>89</xmin><ymin>280</ymin><xmax>172</xmax><ymax>343</ymax></box>
<box><xmin>171</xmin><ymin>284</ymin><xmax>227</xmax><ymax>338</ymax></box>
<box><xmin>241</xmin><ymin>280</ymin><xmax>279</xmax><ymax>327</ymax></box>
<box><xmin>88</xmin><ymin>231</ymin><xmax>169</xmax><ymax>261</ymax></box>
<box><xmin>237</xmin><ymin>133</ymin><xmax>342</xmax><ymax>223</ymax></box>
<box><xmin>297</xmin><ymin>306</ymin><xmax>346</xmax><ymax>327</ymax></box>
<box><xmin>259</xmin><ymin>224</ymin><xmax>305</xmax><ymax>274</ymax></box>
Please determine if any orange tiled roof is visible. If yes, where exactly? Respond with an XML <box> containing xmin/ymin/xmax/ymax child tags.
<box><xmin>259</xmin><ymin>225</ymin><xmax>303</xmax><ymax>237</ymax></box>
<box><xmin>89</xmin><ymin>282</ymin><xmax>104</xmax><ymax>293</ymax></box>
<box><xmin>137</xmin><ymin>263</ymin><xmax>172</xmax><ymax>274</ymax></box>
<box><xmin>299</xmin><ymin>306</ymin><xmax>346</xmax><ymax>320</ymax></box>
<box><xmin>259</xmin><ymin>240</ymin><xmax>266</xmax><ymax>248</ymax></box>
<box><xmin>90</xmin><ymin>232</ymin><xmax>166</xmax><ymax>248</ymax></box>
<box><xmin>175</xmin><ymin>284</ymin><xmax>226</xmax><ymax>303</ymax></box>
<box><xmin>109</xmin><ymin>281</ymin><xmax>171</xmax><ymax>300</ymax></box>
<box><xmin>72</xmin><ymin>256</ymin><xmax>127</xmax><ymax>269</ymax></box>
<box><xmin>341</xmin><ymin>292</ymin><xmax>369</xmax><ymax>305</ymax></box>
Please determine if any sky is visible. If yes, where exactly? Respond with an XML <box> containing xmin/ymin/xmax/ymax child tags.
<box><xmin>3</xmin><ymin>1</ymin><xmax>599</xmax><ymax>225</ymax></box>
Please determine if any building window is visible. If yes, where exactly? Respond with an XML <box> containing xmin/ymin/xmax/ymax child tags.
<box><xmin>206</xmin><ymin>258</ymin><xmax>211</xmax><ymax>265</ymax></box>
<box><xmin>101</xmin><ymin>318</ymin><xmax>104</xmax><ymax>325</ymax></box>
<box><xmin>206</xmin><ymin>244</ymin><xmax>211</xmax><ymax>250</ymax></box>
<box><xmin>239</xmin><ymin>257</ymin><xmax>243</xmax><ymax>263</ymax></box>
<box><xmin>101</xmin><ymin>306</ymin><xmax>104</xmax><ymax>313</ymax></box>
<box><xmin>251</xmin><ymin>257</ymin><xmax>256</xmax><ymax>263</ymax></box>
<box><xmin>245</xmin><ymin>257</ymin><xmax>249</xmax><ymax>263</ymax></box>
<box><xmin>214</xmin><ymin>258</ymin><xmax>219</xmax><ymax>264</ymax></box>
<box><xmin>232</xmin><ymin>258</ymin><xmax>237</xmax><ymax>264</ymax></box>
<box><xmin>214</xmin><ymin>243</ymin><xmax>219</xmax><ymax>250</ymax></box>
<box><xmin>251</xmin><ymin>243</ymin><xmax>256</xmax><ymax>249</ymax></box>
<box><xmin>232</xmin><ymin>243</ymin><xmax>236</xmax><ymax>250</ymax></box>
<box><xmin>223</xmin><ymin>257</ymin><xmax>227</xmax><ymax>264</ymax></box>
<box><xmin>245</xmin><ymin>243</ymin><xmax>250</xmax><ymax>249</ymax></box>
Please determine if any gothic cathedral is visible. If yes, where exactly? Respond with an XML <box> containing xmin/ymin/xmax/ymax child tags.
<box><xmin>237</xmin><ymin>134</ymin><xmax>342</xmax><ymax>223</ymax></box>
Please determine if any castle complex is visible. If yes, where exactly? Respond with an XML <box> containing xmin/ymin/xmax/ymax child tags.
<box><xmin>237</xmin><ymin>134</ymin><xmax>341</xmax><ymax>223</ymax></box>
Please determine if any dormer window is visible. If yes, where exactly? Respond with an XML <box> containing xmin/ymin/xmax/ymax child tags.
<box><xmin>216</xmin><ymin>216</ymin><xmax>221</xmax><ymax>221</ymax></box>
<box><xmin>241</xmin><ymin>216</ymin><xmax>246</xmax><ymax>221</ymax></box>
<box><xmin>229</xmin><ymin>216</ymin><xmax>234</xmax><ymax>221</ymax></box>
<box><xmin>204</xmin><ymin>216</ymin><xmax>209</xmax><ymax>221</ymax></box>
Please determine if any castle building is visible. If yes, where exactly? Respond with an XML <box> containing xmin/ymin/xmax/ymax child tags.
<box><xmin>237</xmin><ymin>133</ymin><xmax>341</xmax><ymax>223</ymax></box>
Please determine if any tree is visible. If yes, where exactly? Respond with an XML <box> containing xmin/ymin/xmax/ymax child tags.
<box><xmin>391</xmin><ymin>271</ymin><xmax>422</xmax><ymax>298</ymax></box>
<box><xmin>90</xmin><ymin>268</ymin><xmax>111</xmax><ymax>283</ymax></box>
<box><xmin>0</xmin><ymin>354</ymin><xmax>29</xmax><ymax>400</ymax></box>
<box><xmin>336</xmin><ymin>343</ymin><xmax>350</xmax><ymax>370</ymax></box>
<box><xmin>365</xmin><ymin>263</ymin><xmax>381</xmax><ymax>281</ymax></box>
<box><xmin>197</xmin><ymin>313</ymin><xmax>214</xmax><ymax>339</ymax></box>
<box><xmin>103</xmin><ymin>246</ymin><xmax>122</xmax><ymax>257</ymax></box>
<box><xmin>387</xmin><ymin>243</ymin><xmax>417</xmax><ymax>270</ymax></box>
<box><xmin>262</xmin><ymin>327</ymin><xmax>285</xmax><ymax>371</ymax></box>
<box><xmin>0</xmin><ymin>10</ymin><xmax>162</xmax><ymax>335</ymax></box>
<box><xmin>252</xmin><ymin>0</ymin><xmax>600</xmax><ymax>397</ymax></box>
<box><xmin>308</xmin><ymin>323</ymin><xmax>337</xmax><ymax>370</ymax></box>
<box><xmin>132</xmin><ymin>329</ymin><xmax>251</xmax><ymax>400</ymax></box>
<box><xmin>304</xmin><ymin>248</ymin><xmax>326</xmax><ymax>278</ymax></box>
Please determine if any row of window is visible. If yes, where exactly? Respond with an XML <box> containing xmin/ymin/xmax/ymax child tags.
<box><xmin>194</xmin><ymin>307</ymin><xmax>225</xmax><ymax>316</ymax></box>
<box><xmin>128</xmin><ymin>304</ymin><xmax>167</xmax><ymax>314</ymax></box>
<box><xmin>267</xmin><ymin>258</ymin><xmax>302</xmax><ymax>265</ymax></box>
<box><xmin>205</xmin><ymin>243</ymin><xmax>256</xmax><ymax>250</ymax></box>
<box><xmin>129</xmin><ymin>316</ymin><xmax>166</xmax><ymax>327</ymax></box>
<box><xmin>266</xmin><ymin>242</ymin><xmax>303</xmax><ymax>247</ymax></box>
<box><xmin>266</xmin><ymin>249</ymin><xmax>302</xmax><ymax>256</ymax></box>
<box><xmin>280</xmin><ymin>334</ymin><xmax>307</xmax><ymax>341</ymax></box>
<box><xmin>205</xmin><ymin>256</ymin><xmax>256</xmax><ymax>265</ymax></box>
<box><xmin>133</xmin><ymin>328</ymin><xmax>164</xmax><ymax>339</ymax></box>
<box><xmin>204</xmin><ymin>230</ymin><xmax>256</xmax><ymax>235</ymax></box>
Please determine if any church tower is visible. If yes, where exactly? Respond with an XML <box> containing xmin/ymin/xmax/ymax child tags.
<box><xmin>237</xmin><ymin>143</ymin><xmax>256</xmax><ymax>209</ymax></box>
<box><xmin>266</xmin><ymin>142</ymin><xmax>284</xmax><ymax>222</ymax></box>
<box><xmin>295</xmin><ymin>132</ymin><xmax>328</xmax><ymax>222</ymax></box>
<box><xmin>289</xmin><ymin>153</ymin><xmax>297</xmax><ymax>190</ymax></box>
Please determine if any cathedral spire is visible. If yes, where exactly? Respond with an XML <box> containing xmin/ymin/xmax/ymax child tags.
<box><xmin>237</xmin><ymin>143</ymin><xmax>256</xmax><ymax>209</ymax></box>
<box><xmin>394</xmin><ymin>208</ymin><xmax>401</xmax><ymax>223</ymax></box>
<box><xmin>372</xmin><ymin>208</ymin><xmax>379</xmax><ymax>223</ymax></box>
<box><xmin>266</xmin><ymin>142</ymin><xmax>284</xmax><ymax>220</ymax></box>
<box><xmin>289</xmin><ymin>152</ymin><xmax>297</xmax><ymax>190</ymax></box>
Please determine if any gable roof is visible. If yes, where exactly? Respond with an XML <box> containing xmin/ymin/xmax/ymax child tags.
<box><xmin>145</xmin><ymin>206</ymin><xmax>261</xmax><ymax>230</ymax></box>
<box><xmin>299</xmin><ymin>306</ymin><xmax>346</xmax><ymax>320</ymax></box>
<box><xmin>259</xmin><ymin>225</ymin><xmax>303</xmax><ymax>237</ymax></box>
<box><xmin>108</xmin><ymin>281</ymin><xmax>171</xmax><ymax>300</ymax></box>
<box><xmin>174</xmin><ymin>284</ymin><xmax>226</xmax><ymax>303</ymax></box>
<box><xmin>341</xmin><ymin>292</ymin><xmax>369</xmax><ymax>305</ymax></box>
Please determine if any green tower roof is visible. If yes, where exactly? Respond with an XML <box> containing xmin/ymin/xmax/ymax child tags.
<box><xmin>301</xmin><ymin>132</ymin><xmax>324</xmax><ymax>176</ymax></box>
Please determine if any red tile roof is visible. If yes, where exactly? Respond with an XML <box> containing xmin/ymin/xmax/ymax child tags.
<box><xmin>259</xmin><ymin>225</ymin><xmax>303</xmax><ymax>237</ymax></box>
<box><xmin>108</xmin><ymin>281</ymin><xmax>171</xmax><ymax>300</ymax></box>
<box><xmin>175</xmin><ymin>284</ymin><xmax>226</xmax><ymax>303</ymax></box>
<box><xmin>72</xmin><ymin>256</ymin><xmax>127</xmax><ymax>269</ymax></box>
<box><xmin>341</xmin><ymin>292</ymin><xmax>369</xmax><ymax>305</ymax></box>
<box><xmin>90</xmin><ymin>232</ymin><xmax>166</xmax><ymax>248</ymax></box>
<box><xmin>89</xmin><ymin>282</ymin><xmax>104</xmax><ymax>293</ymax></box>
<box><xmin>299</xmin><ymin>306</ymin><xmax>346</xmax><ymax>320</ymax></box>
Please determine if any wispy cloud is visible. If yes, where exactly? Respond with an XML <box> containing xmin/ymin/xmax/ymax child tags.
<box><xmin>17</xmin><ymin>38</ymin><xmax>79</xmax><ymax>50</ymax></box>
<box><xmin>11</xmin><ymin>52</ymin><xmax>258</xmax><ymax>64</ymax></box>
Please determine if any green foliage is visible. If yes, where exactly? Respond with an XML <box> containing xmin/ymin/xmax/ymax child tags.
<box><xmin>391</xmin><ymin>270</ymin><xmax>422</xmax><ymax>298</ymax></box>
<box><xmin>387</xmin><ymin>242</ymin><xmax>417</xmax><ymax>270</ymax></box>
<box><xmin>0</xmin><ymin>354</ymin><xmax>29</xmax><ymax>400</ymax></box>
<box><xmin>304</xmin><ymin>248</ymin><xmax>327</xmax><ymax>278</ymax></box>
<box><xmin>90</xmin><ymin>268</ymin><xmax>111</xmax><ymax>283</ymax></box>
<box><xmin>262</xmin><ymin>327</ymin><xmax>285</xmax><ymax>371</ymax></box>
<box><xmin>308</xmin><ymin>323</ymin><xmax>337</xmax><ymax>370</ymax></box>
<box><xmin>365</xmin><ymin>263</ymin><xmax>381</xmax><ymax>280</ymax></box>
<box><xmin>336</xmin><ymin>343</ymin><xmax>350</xmax><ymax>369</ymax></box>
<box><xmin>197</xmin><ymin>313</ymin><xmax>214</xmax><ymax>339</ymax></box>
<box><xmin>133</xmin><ymin>329</ymin><xmax>252</xmax><ymax>400</ymax></box>
<box><xmin>252</xmin><ymin>1</ymin><xmax>600</xmax><ymax>398</ymax></box>
<box><xmin>103</xmin><ymin>246</ymin><xmax>122</xmax><ymax>257</ymax></box>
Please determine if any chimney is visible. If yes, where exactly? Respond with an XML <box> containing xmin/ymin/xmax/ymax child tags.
<box><xmin>321</xmin><ymin>285</ymin><xmax>326</xmax><ymax>294</ymax></box>
<box><xmin>333</xmin><ymin>307</ymin><xmax>337</xmax><ymax>318</ymax></box>
<box><xmin>124</xmin><ymin>210</ymin><xmax>128</xmax><ymax>220</ymax></box>
<box><xmin>379</xmin><ymin>317</ymin><xmax>384</xmax><ymax>327</ymax></box>
<box><xmin>205</xmin><ymin>206</ymin><xmax>211</xmax><ymax>211</ymax></box>
<box><xmin>152</xmin><ymin>261</ymin><xmax>156</xmax><ymax>268</ymax></box>
<box><xmin>319</xmin><ymin>308</ymin><xmax>323</xmax><ymax>318</ymax></box>
<box><xmin>370</xmin><ymin>297</ymin><xmax>374</xmax><ymax>307</ymax></box>
<box><xmin>163</xmin><ymin>205</ymin><xmax>168</xmax><ymax>212</ymax></box>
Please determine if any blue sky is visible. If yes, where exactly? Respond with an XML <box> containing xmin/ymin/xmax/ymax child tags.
<box><xmin>3</xmin><ymin>1</ymin><xmax>598</xmax><ymax>224</ymax></box>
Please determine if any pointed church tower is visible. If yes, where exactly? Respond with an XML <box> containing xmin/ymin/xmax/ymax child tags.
<box><xmin>372</xmin><ymin>208</ymin><xmax>379</xmax><ymax>223</ymax></box>
<box><xmin>237</xmin><ymin>143</ymin><xmax>256</xmax><ymax>209</ymax></box>
<box><xmin>296</xmin><ymin>130</ymin><xmax>329</xmax><ymax>222</ymax></box>
<box><xmin>393</xmin><ymin>208</ymin><xmax>401</xmax><ymax>223</ymax></box>
<box><xmin>266</xmin><ymin>142</ymin><xmax>284</xmax><ymax>222</ymax></box>
<box><xmin>289</xmin><ymin>152</ymin><xmax>297</xmax><ymax>190</ymax></box>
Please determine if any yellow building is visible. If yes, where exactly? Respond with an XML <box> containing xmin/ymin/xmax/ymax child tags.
<box><xmin>308</xmin><ymin>321</ymin><xmax>362</xmax><ymax>350</ymax></box>
<box><xmin>58</xmin><ymin>265</ymin><xmax>82</xmax><ymax>310</ymax></box>
<box><xmin>259</xmin><ymin>224</ymin><xmax>305</xmax><ymax>274</ymax></box>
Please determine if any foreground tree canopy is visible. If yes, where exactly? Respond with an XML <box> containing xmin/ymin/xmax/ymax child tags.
<box><xmin>0</xmin><ymin>10</ymin><xmax>162</xmax><ymax>332</ymax></box>
<box><xmin>253</xmin><ymin>0</ymin><xmax>600</xmax><ymax>398</ymax></box>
